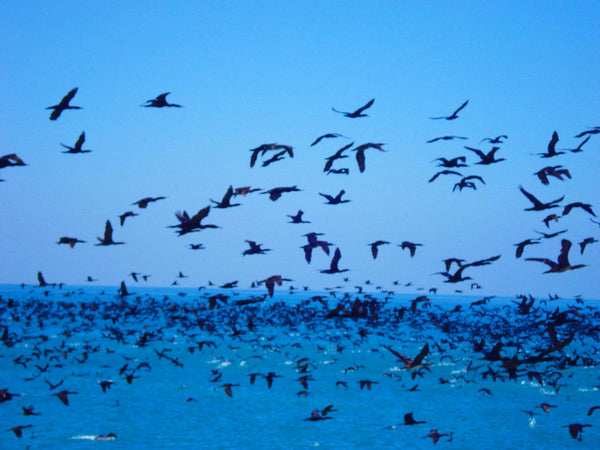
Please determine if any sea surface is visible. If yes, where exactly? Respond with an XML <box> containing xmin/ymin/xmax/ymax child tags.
<box><xmin>1</xmin><ymin>284</ymin><xmax>599</xmax><ymax>449</ymax></box>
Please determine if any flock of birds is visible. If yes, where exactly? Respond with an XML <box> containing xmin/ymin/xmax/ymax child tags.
<box><xmin>1</xmin><ymin>87</ymin><xmax>599</xmax><ymax>445</ymax></box>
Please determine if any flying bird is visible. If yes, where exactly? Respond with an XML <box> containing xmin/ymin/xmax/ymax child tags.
<box><xmin>47</xmin><ymin>87</ymin><xmax>81</xmax><ymax>120</ymax></box>
<box><xmin>519</xmin><ymin>186</ymin><xmax>564</xmax><ymax>211</ymax></box>
<box><xmin>169</xmin><ymin>206</ymin><xmax>219</xmax><ymax>235</ymax></box>
<box><xmin>288</xmin><ymin>210</ymin><xmax>310</xmax><ymax>224</ymax></box>
<box><xmin>132</xmin><ymin>196</ymin><xmax>166</xmax><ymax>208</ymax></box>
<box><xmin>537</xmin><ymin>131</ymin><xmax>563</xmax><ymax>158</ymax></box>
<box><xmin>332</xmin><ymin>98</ymin><xmax>374</xmax><ymax>118</ymax></box>
<box><xmin>96</xmin><ymin>220</ymin><xmax>124</xmax><ymax>246</ymax></box>
<box><xmin>61</xmin><ymin>132</ymin><xmax>91</xmax><ymax>153</ymax></box>
<box><xmin>261</xmin><ymin>186</ymin><xmax>301</xmax><ymax>201</ymax></box>
<box><xmin>211</xmin><ymin>186</ymin><xmax>240</xmax><ymax>208</ymax></box>
<box><xmin>353</xmin><ymin>142</ymin><xmax>385</xmax><ymax>173</ymax></box>
<box><xmin>57</xmin><ymin>237</ymin><xmax>86</xmax><ymax>248</ymax></box>
<box><xmin>320</xmin><ymin>190</ymin><xmax>351</xmax><ymax>205</ymax></box>
<box><xmin>311</xmin><ymin>133</ymin><xmax>348</xmax><ymax>146</ymax></box>
<box><xmin>526</xmin><ymin>239</ymin><xmax>587</xmax><ymax>273</ymax></box>
<box><xmin>320</xmin><ymin>248</ymin><xmax>349</xmax><ymax>274</ymax></box>
<box><xmin>141</xmin><ymin>92</ymin><xmax>181</xmax><ymax>107</ymax></box>
<box><xmin>562</xmin><ymin>202</ymin><xmax>596</xmax><ymax>217</ymax></box>
<box><xmin>323</xmin><ymin>142</ymin><xmax>353</xmax><ymax>172</ymax></box>
<box><xmin>369</xmin><ymin>240</ymin><xmax>390</xmax><ymax>259</ymax></box>
<box><xmin>464</xmin><ymin>146</ymin><xmax>504</xmax><ymax>165</ymax></box>
<box><xmin>427</xmin><ymin>136</ymin><xmax>467</xmax><ymax>143</ymax></box>
<box><xmin>400</xmin><ymin>241</ymin><xmax>423</xmax><ymax>257</ymax></box>
<box><xmin>430</xmin><ymin>100</ymin><xmax>468</xmax><ymax>120</ymax></box>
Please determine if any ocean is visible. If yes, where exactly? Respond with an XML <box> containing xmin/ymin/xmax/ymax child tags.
<box><xmin>1</xmin><ymin>284</ymin><xmax>599</xmax><ymax>449</ymax></box>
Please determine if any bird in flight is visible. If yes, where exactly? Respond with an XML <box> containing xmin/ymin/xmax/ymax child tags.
<box><xmin>320</xmin><ymin>190</ymin><xmax>351</xmax><ymax>205</ymax></box>
<box><xmin>430</xmin><ymin>100</ymin><xmax>468</xmax><ymax>120</ymax></box>
<box><xmin>47</xmin><ymin>87</ymin><xmax>81</xmax><ymax>120</ymax></box>
<box><xmin>169</xmin><ymin>206</ymin><xmax>219</xmax><ymax>235</ymax></box>
<box><xmin>0</xmin><ymin>153</ymin><xmax>27</xmax><ymax>169</ymax></box>
<box><xmin>320</xmin><ymin>248</ymin><xmax>349</xmax><ymax>274</ymax></box>
<box><xmin>61</xmin><ymin>132</ymin><xmax>91</xmax><ymax>154</ymax></box>
<box><xmin>537</xmin><ymin>131</ymin><xmax>563</xmax><ymax>158</ymax></box>
<box><xmin>369</xmin><ymin>240</ymin><xmax>390</xmax><ymax>259</ymax></box>
<box><xmin>432</xmin><ymin>156</ymin><xmax>468</xmax><ymax>168</ymax></box>
<box><xmin>534</xmin><ymin>166</ymin><xmax>571</xmax><ymax>185</ymax></box>
<box><xmin>96</xmin><ymin>221</ymin><xmax>124</xmax><ymax>246</ymax></box>
<box><xmin>261</xmin><ymin>186</ymin><xmax>301</xmax><ymax>201</ymax></box>
<box><xmin>353</xmin><ymin>142</ymin><xmax>385</xmax><ymax>173</ymax></box>
<box><xmin>311</xmin><ymin>133</ymin><xmax>348</xmax><ymax>146</ymax></box>
<box><xmin>288</xmin><ymin>210</ymin><xmax>310</xmax><ymax>224</ymax></box>
<box><xmin>400</xmin><ymin>241</ymin><xmax>423</xmax><ymax>257</ymax></box>
<box><xmin>57</xmin><ymin>237</ymin><xmax>86</xmax><ymax>248</ymax></box>
<box><xmin>427</xmin><ymin>135</ymin><xmax>467</xmax><ymax>143</ymax></box>
<box><xmin>332</xmin><ymin>98</ymin><xmax>374</xmax><ymax>118</ymax></box>
<box><xmin>464</xmin><ymin>146</ymin><xmax>505</xmax><ymax>165</ymax></box>
<box><xmin>132</xmin><ymin>196</ymin><xmax>166</xmax><ymax>208</ymax></box>
<box><xmin>211</xmin><ymin>186</ymin><xmax>240</xmax><ymax>208</ymax></box>
<box><xmin>562</xmin><ymin>202</ymin><xmax>596</xmax><ymax>217</ymax></box>
<box><xmin>526</xmin><ymin>239</ymin><xmax>587</xmax><ymax>273</ymax></box>
<box><xmin>519</xmin><ymin>186</ymin><xmax>564</xmax><ymax>211</ymax></box>
<box><xmin>323</xmin><ymin>142</ymin><xmax>353</xmax><ymax>172</ymax></box>
<box><xmin>481</xmin><ymin>135</ymin><xmax>508</xmax><ymax>144</ymax></box>
<box><xmin>119</xmin><ymin>211</ymin><xmax>138</xmax><ymax>226</ymax></box>
<box><xmin>141</xmin><ymin>92</ymin><xmax>182</xmax><ymax>107</ymax></box>
<box><xmin>242</xmin><ymin>240</ymin><xmax>270</xmax><ymax>256</ymax></box>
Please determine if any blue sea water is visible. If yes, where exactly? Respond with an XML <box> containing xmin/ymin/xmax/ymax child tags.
<box><xmin>1</xmin><ymin>284</ymin><xmax>599</xmax><ymax>449</ymax></box>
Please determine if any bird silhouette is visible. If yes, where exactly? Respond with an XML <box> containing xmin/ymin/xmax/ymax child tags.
<box><xmin>243</xmin><ymin>240</ymin><xmax>270</xmax><ymax>256</ymax></box>
<box><xmin>211</xmin><ymin>186</ymin><xmax>240</xmax><ymax>208</ymax></box>
<box><xmin>0</xmin><ymin>153</ymin><xmax>27</xmax><ymax>169</ymax></box>
<box><xmin>514</xmin><ymin>239</ymin><xmax>541</xmax><ymax>258</ymax></box>
<box><xmin>464</xmin><ymin>146</ymin><xmax>504</xmax><ymax>165</ymax></box>
<box><xmin>320</xmin><ymin>190</ymin><xmax>350</xmax><ymax>205</ymax></box>
<box><xmin>288</xmin><ymin>210</ymin><xmax>310</xmax><ymax>224</ymax></box>
<box><xmin>332</xmin><ymin>98</ymin><xmax>374</xmax><ymax>118</ymax></box>
<box><xmin>141</xmin><ymin>92</ymin><xmax>181</xmax><ymax>107</ymax></box>
<box><xmin>427</xmin><ymin>136</ymin><xmax>467</xmax><ymax>143</ymax></box>
<box><xmin>369</xmin><ymin>240</ymin><xmax>390</xmax><ymax>259</ymax></box>
<box><xmin>132</xmin><ymin>196</ymin><xmax>166</xmax><ymax>208</ymax></box>
<box><xmin>119</xmin><ymin>211</ymin><xmax>138</xmax><ymax>226</ymax></box>
<box><xmin>57</xmin><ymin>236</ymin><xmax>86</xmax><ymax>248</ymax></box>
<box><xmin>53</xmin><ymin>390</ymin><xmax>77</xmax><ymax>406</ymax></box>
<box><xmin>430</xmin><ymin>100</ymin><xmax>468</xmax><ymax>120</ymax></box>
<box><xmin>519</xmin><ymin>186</ymin><xmax>564</xmax><ymax>211</ymax></box>
<box><xmin>562</xmin><ymin>202</ymin><xmax>596</xmax><ymax>217</ymax></box>
<box><xmin>47</xmin><ymin>87</ymin><xmax>81</xmax><ymax>120</ymax></box>
<box><xmin>169</xmin><ymin>206</ymin><xmax>219</xmax><ymax>235</ymax></box>
<box><xmin>61</xmin><ymin>132</ymin><xmax>91</xmax><ymax>153</ymax></box>
<box><xmin>323</xmin><ymin>142</ymin><xmax>353</xmax><ymax>172</ymax></box>
<box><xmin>353</xmin><ymin>143</ymin><xmax>385</xmax><ymax>173</ymax></box>
<box><xmin>526</xmin><ymin>239</ymin><xmax>587</xmax><ymax>273</ymax></box>
<box><xmin>320</xmin><ymin>248</ymin><xmax>349</xmax><ymax>274</ymax></box>
<box><xmin>537</xmin><ymin>131</ymin><xmax>563</xmax><ymax>158</ymax></box>
<box><xmin>261</xmin><ymin>186</ymin><xmax>301</xmax><ymax>201</ymax></box>
<box><xmin>96</xmin><ymin>221</ymin><xmax>124</xmax><ymax>246</ymax></box>
<box><xmin>400</xmin><ymin>241</ymin><xmax>422</xmax><ymax>257</ymax></box>
<box><xmin>311</xmin><ymin>133</ymin><xmax>347</xmax><ymax>146</ymax></box>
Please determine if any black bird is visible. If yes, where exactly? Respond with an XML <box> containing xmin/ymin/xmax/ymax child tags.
<box><xmin>261</xmin><ymin>186</ymin><xmax>301</xmax><ymax>201</ymax></box>
<box><xmin>519</xmin><ymin>186</ymin><xmax>564</xmax><ymax>211</ymax></box>
<box><xmin>96</xmin><ymin>220</ymin><xmax>124</xmax><ymax>246</ymax></box>
<box><xmin>132</xmin><ymin>196</ymin><xmax>166</xmax><ymax>209</ymax></box>
<box><xmin>579</xmin><ymin>237</ymin><xmax>598</xmax><ymax>254</ymax></box>
<box><xmin>427</xmin><ymin>136</ymin><xmax>467</xmax><ymax>143</ymax></box>
<box><xmin>400</xmin><ymin>241</ymin><xmax>422</xmax><ymax>257</ymax></box>
<box><xmin>243</xmin><ymin>240</ymin><xmax>270</xmax><ymax>256</ymax></box>
<box><xmin>574</xmin><ymin>126</ymin><xmax>600</xmax><ymax>138</ymax></box>
<box><xmin>432</xmin><ymin>156</ymin><xmax>468</xmax><ymax>168</ymax></box>
<box><xmin>320</xmin><ymin>248</ymin><xmax>349</xmax><ymax>274</ymax></box>
<box><xmin>9</xmin><ymin>425</ymin><xmax>32</xmax><ymax>438</ymax></box>
<box><xmin>526</xmin><ymin>239</ymin><xmax>587</xmax><ymax>273</ymax></box>
<box><xmin>288</xmin><ymin>210</ymin><xmax>310</xmax><ymax>224</ymax></box>
<box><xmin>430</xmin><ymin>100</ymin><xmax>468</xmax><ymax>120</ymax></box>
<box><xmin>453</xmin><ymin>175</ymin><xmax>485</xmax><ymax>192</ymax></box>
<box><xmin>564</xmin><ymin>423</ymin><xmax>592</xmax><ymax>441</ymax></box>
<box><xmin>141</xmin><ymin>92</ymin><xmax>181</xmax><ymax>108</ymax></box>
<box><xmin>320</xmin><ymin>190</ymin><xmax>350</xmax><ymax>205</ymax></box>
<box><xmin>537</xmin><ymin>131</ymin><xmax>563</xmax><ymax>158</ymax></box>
<box><xmin>332</xmin><ymin>98</ymin><xmax>374</xmax><ymax>118</ymax></box>
<box><xmin>37</xmin><ymin>271</ymin><xmax>51</xmax><ymax>287</ymax></box>
<box><xmin>47</xmin><ymin>87</ymin><xmax>81</xmax><ymax>120</ymax></box>
<box><xmin>211</xmin><ymin>186</ymin><xmax>240</xmax><ymax>208</ymax></box>
<box><xmin>119</xmin><ymin>211</ymin><xmax>138</xmax><ymax>226</ymax></box>
<box><xmin>323</xmin><ymin>142</ymin><xmax>353</xmax><ymax>172</ymax></box>
<box><xmin>61</xmin><ymin>132</ymin><xmax>91</xmax><ymax>153</ymax></box>
<box><xmin>353</xmin><ymin>142</ymin><xmax>385</xmax><ymax>173</ymax></box>
<box><xmin>481</xmin><ymin>135</ymin><xmax>508</xmax><ymax>144</ymax></box>
<box><xmin>369</xmin><ymin>240</ymin><xmax>390</xmax><ymax>259</ymax></box>
<box><xmin>384</xmin><ymin>343</ymin><xmax>430</xmax><ymax>369</ymax></box>
<box><xmin>0</xmin><ymin>153</ymin><xmax>27</xmax><ymax>168</ymax></box>
<box><xmin>311</xmin><ymin>133</ymin><xmax>347</xmax><ymax>146</ymax></box>
<box><xmin>464</xmin><ymin>146</ymin><xmax>504</xmax><ymax>165</ymax></box>
<box><xmin>566</xmin><ymin>136</ymin><xmax>590</xmax><ymax>153</ymax></box>
<box><xmin>169</xmin><ymin>206</ymin><xmax>219</xmax><ymax>235</ymax></box>
<box><xmin>53</xmin><ymin>390</ymin><xmax>77</xmax><ymax>406</ymax></box>
<box><xmin>562</xmin><ymin>202</ymin><xmax>596</xmax><ymax>217</ymax></box>
<box><xmin>514</xmin><ymin>239</ymin><xmax>541</xmax><ymax>258</ymax></box>
<box><xmin>401</xmin><ymin>412</ymin><xmax>427</xmax><ymax>425</ymax></box>
<box><xmin>428</xmin><ymin>170</ymin><xmax>463</xmax><ymax>183</ymax></box>
<box><xmin>534</xmin><ymin>166</ymin><xmax>571</xmax><ymax>185</ymax></box>
<box><xmin>57</xmin><ymin>237</ymin><xmax>86</xmax><ymax>248</ymax></box>
<box><xmin>249</xmin><ymin>144</ymin><xmax>293</xmax><ymax>167</ymax></box>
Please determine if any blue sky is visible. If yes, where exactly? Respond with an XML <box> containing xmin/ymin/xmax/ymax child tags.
<box><xmin>1</xmin><ymin>1</ymin><xmax>599</xmax><ymax>298</ymax></box>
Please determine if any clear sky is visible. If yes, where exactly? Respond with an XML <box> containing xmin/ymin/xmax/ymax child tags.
<box><xmin>1</xmin><ymin>1</ymin><xmax>599</xmax><ymax>298</ymax></box>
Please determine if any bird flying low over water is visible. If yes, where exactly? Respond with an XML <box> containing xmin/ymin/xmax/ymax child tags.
<box><xmin>96</xmin><ymin>221</ymin><xmax>124</xmax><ymax>246</ymax></box>
<box><xmin>519</xmin><ymin>186</ymin><xmax>564</xmax><ymax>211</ymax></box>
<box><xmin>332</xmin><ymin>98</ymin><xmax>374</xmax><ymax>118</ymax></box>
<box><xmin>132</xmin><ymin>196</ymin><xmax>166</xmax><ymax>208</ymax></box>
<box><xmin>526</xmin><ymin>239</ymin><xmax>587</xmax><ymax>273</ymax></box>
<box><xmin>384</xmin><ymin>343</ymin><xmax>430</xmax><ymax>369</ymax></box>
<box><xmin>430</xmin><ymin>100</ymin><xmax>468</xmax><ymax>120</ymax></box>
<box><xmin>61</xmin><ymin>132</ymin><xmax>91</xmax><ymax>153</ymax></box>
<box><xmin>369</xmin><ymin>240</ymin><xmax>390</xmax><ymax>259</ymax></box>
<box><xmin>260</xmin><ymin>275</ymin><xmax>292</xmax><ymax>297</ymax></box>
<box><xmin>47</xmin><ymin>87</ymin><xmax>81</xmax><ymax>120</ymax></box>
<box><xmin>141</xmin><ymin>92</ymin><xmax>181</xmax><ymax>107</ymax></box>
<box><xmin>434</xmin><ymin>255</ymin><xmax>500</xmax><ymax>283</ymax></box>
<box><xmin>169</xmin><ymin>206</ymin><xmax>219</xmax><ymax>235</ymax></box>
<box><xmin>320</xmin><ymin>248</ymin><xmax>349</xmax><ymax>274</ymax></box>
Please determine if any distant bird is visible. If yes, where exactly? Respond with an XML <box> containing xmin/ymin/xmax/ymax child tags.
<box><xmin>169</xmin><ymin>206</ymin><xmax>219</xmax><ymax>235</ymax></box>
<box><xmin>0</xmin><ymin>153</ymin><xmax>27</xmax><ymax>168</ymax></box>
<box><xmin>234</xmin><ymin>186</ymin><xmax>261</xmax><ymax>196</ymax></box>
<box><xmin>243</xmin><ymin>240</ymin><xmax>270</xmax><ymax>256</ymax></box>
<box><xmin>566</xmin><ymin>136</ymin><xmax>590</xmax><ymax>153</ymax></box>
<box><xmin>211</xmin><ymin>186</ymin><xmax>240</xmax><ymax>208</ymax></box>
<box><xmin>514</xmin><ymin>239</ymin><xmax>540</xmax><ymax>258</ymax></box>
<box><xmin>526</xmin><ymin>239</ymin><xmax>587</xmax><ymax>273</ymax></box>
<box><xmin>481</xmin><ymin>135</ymin><xmax>508</xmax><ymax>144</ymax></box>
<box><xmin>534</xmin><ymin>229</ymin><xmax>567</xmax><ymax>239</ymax></box>
<box><xmin>57</xmin><ymin>236</ymin><xmax>86</xmax><ymax>248</ymax></box>
<box><xmin>534</xmin><ymin>166</ymin><xmax>571</xmax><ymax>185</ymax></box>
<box><xmin>22</xmin><ymin>405</ymin><xmax>41</xmax><ymax>416</ymax></box>
<box><xmin>400</xmin><ymin>241</ymin><xmax>422</xmax><ymax>257</ymax></box>
<box><xmin>369</xmin><ymin>240</ymin><xmax>390</xmax><ymax>259</ymax></box>
<box><xmin>288</xmin><ymin>210</ymin><xmax>310</xmax><ymax>224</ymax></box>
<box><xmin>430</xmin><ymin>100</ymin><xmax>468</xmax><ymax>120</ymax></box>
<box><xmin>384</xmin><ymin>343</ymin><xmax>430</xmax><ymax>369</ymax></box>
<box><xmin>221</xmin><ymin>383</ymin><xmax>239</xmax><ymax>397</ymax></box>
<box><xmin>132</xmin><ymin>196</ymin><xmax>166</xmax><ymax>209</ymax></box>
<box><xmin>323</xmin><ymin>142</ymin><xmax>353</xmax><ymax>172</ymax></box>
<box><xmin>464</xmin><ymin>146</ymin><xmax>504</xmax><ymax>165</ymax></box>
<box><xmin>542</xmin><ymin>214</ymin><xmax>560</xmax><ymax>228</ymax></box>
<box><xmin>537</xmin><ymin>131</ymin><xmax>563</xmax><ymax>158</ymax></box>
<box><xmin>53</xmin><ymin>390</ymin><xmax>77</xmax><ymax>406</ymax></box>
<box><xmin>261</xmin><ymin>275</ymin><xmax>292</xmax><ymax>297</ymax></box>
<box><xmin>9</xmin><ymin>425</ymin><xmax>32</xmax><ymax>438</ymax></box>
<box><xmin>320</xmin><ymin>248</ymin><xmax>349</xmax><ymax>274</ymax></box>
<box><xmin>428</xmin><ymin>170</ymin><xmax>463</xmax><ymax>183</ymax></box>
<box><xmin>579</xmin><ymin>237</ymin><xmax>598</xmax><ymax>254</ymax></box>
<box><xmin>432</xmin><ymin>156</ymin><xmax>468</xmax><ymax>168</ymax></box>
<box><xmin>261</xmin><ymin>186</ymin><xmax>301</xmax><ymax>201</ymax></box>
<box><xmin>96</xmin><ymin>220</ymin><xmax>124</xmax><ymax>246</ymax></box>
<box><xmin>564</xmin><ymin>423</ymin><xmax>592</xmax><ymax>441</ymax></box>
<box><xmin>562</xmin><ymin>202</ymin><xmax>596</xmax><ymax>217</ymax></box>
<box><xmin>574</xmin><ymin>126</ymin><xmax>600</xmax><ymax>138</ymax></box>
<box><xmin>47</xmin><ymin>87</ymin><xmax>81</xmax><ymax>120</ymax></box>
<box><xmin>301</xmin><ymin>233</ymin><xmax>332</xmax><ymax>263</ymax></box>
<box><xmin>401</xmin><ymin>412</ymin><xmax>427</xmax><ymax>425</ymax></box>
<box><xmin>37</xmin><ymin>271</ymin><xmax>51</xmax><ymax>287</ymax></box>
<box><xmin>311</xmin><ymin>133</ymin><xmax>347</xmax><ymax>146</ymax></box>
<box><xmin>453</xmin><ymin>175</ymin><xmax>485</xmax><ymax>192</ymax></box>
<box><xmin>423</xmin><ymin>429</ymin><xmax>450</xmax><ymax>444</ymax></box>
<box><xmin>119</xmin><ymin>211</ymin><xmax>138</xmax><ymax>226</ymax></box>
<box><xmin>98</xmin><ymin>380</ymin><xmax>114</xmax><ymax>393</ymax></box>
<box><xmin>141</xmin><ymin>92</ymin><xmax>181</xmax><ymax>108</ymax></box>
<box><xmin>320</xmin><ymin>190</ymin><xmax>350</xmax><ymax>205</ymax></box>
<box><xmin>332</xmin><ymin>98</ymin><xmax>374</xmax><ymax>118</ymax></box>
<box><xmin>427</xmin><ymin>136</ymin><xmax>467</xmax><ymax>143</ymax></box>
<box><xmin>353</xmin><ymin>142</ymin><xmax>385</xmax><ymax>173</ymax></box>
<box><xmin>189</xmin><ymin>243</ymin><xmax>205</xmax><ymax>250</ymax></box>
<box><xmin>61</xmin><ymin>132</ymin><xmax>91</xmax><ymax>153</ymax></box>
<box><xmin>117</xmin><ymin>281</ymin><xmax>132</xmax><ymax>297</ymax></box>
<box><xmin>519</xmin><ymin>186</ymin><xmax>564</xmax><ymax>211</ymax></box>
<box><xmin>249</xmin><ymin>144</ymin><xmax>293</xmax><ymax>167</ymax></box>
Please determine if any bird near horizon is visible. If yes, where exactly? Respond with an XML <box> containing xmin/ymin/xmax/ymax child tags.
<box><xmin>526</xmin><ymin>239</ymin><xmax>587</xmax><ymax>273</ymax></box>
<box><xmin>96</xmin><ymin>220</ymin><xmax>124</xmax><ymax>246</ymax></box>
